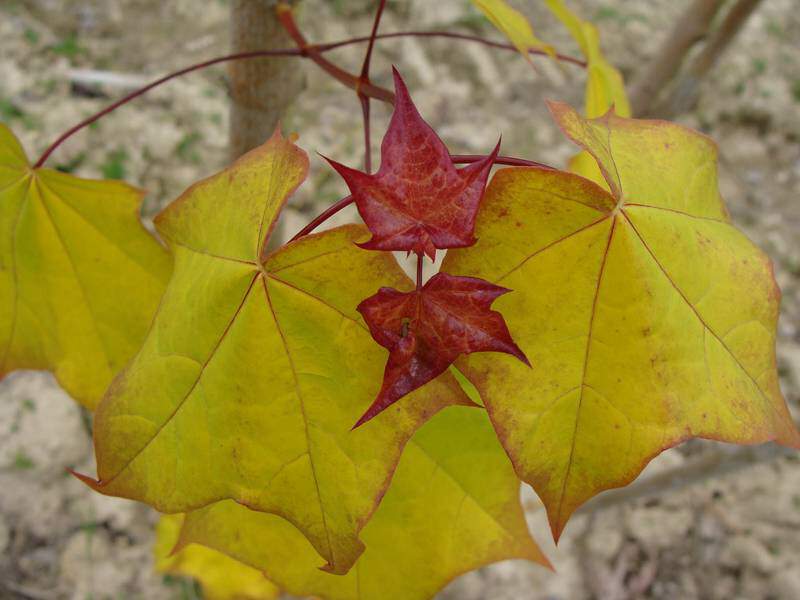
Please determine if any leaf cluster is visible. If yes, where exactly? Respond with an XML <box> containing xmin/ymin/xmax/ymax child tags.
<box><xmin>1</xmin><ymin>2</ymin><xmax>798</xmax><ymax>599</ymax></box>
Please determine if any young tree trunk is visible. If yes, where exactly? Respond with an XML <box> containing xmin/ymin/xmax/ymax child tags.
<box><xmin>658</xmin><ymin>0</ymin><xmax>763</xmax><ymax>116</ymax></box>
<box><xmin>229</xmin><ymin>0</ymin><xmax>304</xmax><ymax>162</ymax></box>
<box><xmin>229</xmin><ymin>0</ymin><xmax>305</xmax><ymax>247</ymax></box>
<box><xmin>629</xmin><ymin>0</ymin><xmax>725</xmax><ymax>116</ymax></box>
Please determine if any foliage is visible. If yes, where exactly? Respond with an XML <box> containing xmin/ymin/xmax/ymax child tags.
<box><xmin>156</xmin><ymin>514</ymin><xmax>280</xmax><ymax>600</ymax></box>
<box><xmin>326</xmin><ymin>69</ymin><xmax>498</xmax><ymax>262</ymax></box>
<box><xmin>0</xmin><ymin>124</ymin><xmax>170</xmax><ymax>409</ymax></box>
<box><xmin>74</xmin><ymin>131</ymin><xmax>467</xmax><ymax>575</ymax></box>
<box><xmin>471</xmin><ymin>0</ymin><xmax>556</xmax><ymax>65</ymax></box>
<box><xmin>176</xmin><ymin>406</ymin><xmax>547</xmax><ymax>600</ymax></box>
<box><xmin>356</xmin><ymin>272</ymin><xmax>527</xmax><ymax>426</ymax></box>
<box><xmin>443</xmin><ymin>102</ymin><xmax>800</xmax><ymax>538</ymax></box>
<box><xmin>1</xmin><ymin>1</ymin><xmax>798</xmax><ymax>599</ymax></box>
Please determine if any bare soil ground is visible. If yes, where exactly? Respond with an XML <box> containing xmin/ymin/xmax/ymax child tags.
<box><xmin>1</xmin><ymin>0</ymin><xmax>799</xmax><ymax>598</ymax></box>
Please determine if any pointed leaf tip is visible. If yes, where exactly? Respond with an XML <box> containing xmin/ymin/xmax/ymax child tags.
<box><xmin>328</xmin><ymin>68</ymin><xmax>495</xmax><ymax>259</ymax></box>
<box><xmin>0</xmin><ymin>125</ymin><xmax>171</xmax><ymax>409</ymax></box>
<box><xmin>69</xmin><ymin>468</ymin><xmax>102</xmax><ymax>491</ymax></box>
<box><xmin>356</xmin><ymin>272</ymin><xmax>527</xmax><ymax>426</ymax></box>
<box><xmin>177</xmin><ymin>407</ymin><xmax>549</xmax><ymax>599</ymax></box>
<box><xmin>444</xmin><ymin>107</ymin><xmax>800</xmax><ymax>544</ymax></box>
<box><xmin>89</xmin><ymin>156</ymin><xmax>466</xmax><ymax>575</ymax></box>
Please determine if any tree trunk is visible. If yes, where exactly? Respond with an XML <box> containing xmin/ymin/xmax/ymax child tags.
<box><xmin>229</xmin><ymin>0</ymin><xmax>304</xmax><ymax>161</ymax></box>
<box><xmin>658</xmin><ymin>0</ymin><xmax>763</xmax><ymax>116</ymax></box>
<box><xmin>229</xmin><ymin>0</ymin><xmax>304</xmax><ymax>247</ymax></box>
<box><xmin>629</xmin><ymin>0</ymin><xmax>725</xmax><ymax>116</ymax></box>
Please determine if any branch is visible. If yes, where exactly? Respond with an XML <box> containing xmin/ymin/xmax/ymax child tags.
<box><xmin>320</xmin><ymin>31</ymin><xmax>586</xmax><ymax>68</ymax></box>
<box><xmin>452</xmin><ymin>154</ymin><xmax>556</xmax><ymax>170</ymax></box>
<box><xmin>629</xmin><ymin>0</ymin><xmax>725</xmax><ymax>116</ymax></box>
<box><xmin>359</xmin><ymin>0</ymin><xmax>387</xmax><ymax>80</ymax></box>
<box><xmin>33</xmin><ymin>28</ymin><xmax>585</xmax><ymax>167</ymax></box>
<box><xmin>357</xmin><ymin>0</ymin><xmax>388</xmax><ymax>173</ymax></box>
<box><xmin>276</xmin><ymin>2</ymin><xmax>395</xmax><ymax>104</ymax></box>
<box><xmin>656</xmin><ymin>0</ymin><xmax>764</xmax><ymax>117</ymax></box>
<box><xmin>33</xmin><ymin>48</ymin><xmax>303</xmax><ymax>168</ymax></box>
<box><xmin>288</xmin><ymin>195</ymin><xmax>354</xmax><ymax>242</ymax></box>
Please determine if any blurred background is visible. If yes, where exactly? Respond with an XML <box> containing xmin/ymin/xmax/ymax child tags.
<box><xmin>0</xmin><ymin>0</ymin><xmax>799</xmax><ymax>598</ymax></box>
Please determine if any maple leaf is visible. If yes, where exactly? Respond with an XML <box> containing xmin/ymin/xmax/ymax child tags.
<box><xmin>543</xmin><ymin>0</ymin><xmax>631</xmax><ymax>190</ymax></box>
<box><xmin>326</xmin><ymin>68</ymin><xmax>499</xmax><ymax>260</ymax></box>
<box><xmin>544</xmin><ymin>0</ymin><xmax>630</xmax><ymax>119</ymax></box>
<box><xmin>0</xmin><ymin>123</ymin><xmax>171</xmax><ymax>409</ymax></box>
<box><xmin>76</xmin><ymin>130</ymin><xmax>468</xmax><ymax>575</ymax></box>
<box><xmin>155</xmin><ymin>514</ymin><xmax>279</xmax><ymax>600</ymax></box>
<box><xmin>175</xmin><ymin>406</ymin><xmax>550</xmax><ymax>600</ymax></box>
<box><xmin>443</xmin><ymin>102</ymin><xmax>800</xmax><ymax>541</ymax></box>
<box><xmin>355</xmin><ymin>272</ymin><xmax>528</xmax><ymax>427</ymax></box>
<box><xmin>471</xmin><ymin>0</ymin><xmax>557</xmax><ymax>66</ymax></box>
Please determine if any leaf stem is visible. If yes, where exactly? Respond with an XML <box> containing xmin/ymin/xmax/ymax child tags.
<box><xmin>360</xmin><ymin>0</ymin><xmax>387</xmax><ymax>81</ymax></box>
<box><xmin>357</xmin><ymin>0</ymin><xmax>387</xmax><ymax>173</ymax></box>
<box><xmin>452</xmin><ymin>154</ymin><xmax>556</xmax><ymax>170</ymax></box>
<box><xmin>33</xmin><ymin>48</ymin><xmax>303</xmax><ymax>168</ymax></box>
<box><xmin>288</xmin><ymin>195</ymin><xmax>354</xmax><ymax>242</ymax></box>
<box><xmin>416</xmin><ymin>252</ymin><xmax>423</xmax><ymax>291</ymax></box>
<box><xmin>323</xmin><ymin>31</ymin><xmax>586</xmax><ymax>68</ymax></box>
<box><xmin>360</xmin><ymin>95</ymin><xmax>372</xmax><ymax>173</ymax></box>
<box><xmin>276</xmin><ymin>2</ymin><xmax>395</xmax><ymax>104</ymax></box>
<box><xmin>33</xmin><ymin>26</ymin><xmax>584</xmax><ymax>167</ymax></box>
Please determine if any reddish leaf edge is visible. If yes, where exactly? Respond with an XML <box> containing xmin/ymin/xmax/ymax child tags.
<box><xmin>323</xmin><ymin>67</ymin><xmax>501</xmax><ymax>261</ymax></box>
<box><xmin>353</xmin><ymin>273</ymin><xmax>530</xmax><ymax>429</ymax></box>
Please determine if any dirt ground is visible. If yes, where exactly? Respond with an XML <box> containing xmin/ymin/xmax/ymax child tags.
<box><xmin>1</xmin><ymin>0</ymin><xmax>799</xmax><ymax>598</ymax></box>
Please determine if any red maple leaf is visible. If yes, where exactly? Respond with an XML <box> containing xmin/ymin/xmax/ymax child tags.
<box><xmin>355</xmin><ymin>272</ymin><xmax>529</xmax><ymax>427</ymax></box>
<box><xmin>326</xmin><ymin>68</ymin><xmax>499</xmax><ymax>260</ymax></box>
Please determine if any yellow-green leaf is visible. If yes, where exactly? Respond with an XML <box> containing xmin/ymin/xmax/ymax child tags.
<box><xmin>155</xmin><ymin>514</ymin><xmax>279</xmax><ymax>600</ymax></box>
<box><xmin>0</xmin><ymin>124</ymin><xmax>171</xmax><ymax>409</ymax></box>
<box><xmin>443</xmin><ymin>103</ymin><xmax>800</xmax><ymax>541</ymax></box>
<box><xmin>471</xmin><ymin>0</ymin><xmax>556</xmax><ymax>65</ymax></box>
<box><xmin>544</xmin><ymin>0</ymin><xmax>630</xmax><ymax>190</ymax></box>
<box><xmin>78</xmin><ymin>130</ymin><xmax>467</xmax><ymax>575</ymax></box>
<box><xmin>176</xmin><ymin>406</ymin><xmax>549</xmax><ymax>600</ymax></box>
<box><xmin>544</xmin><ymin>0</ymin><xmax>630</xmax><ymax>119</ymax></box>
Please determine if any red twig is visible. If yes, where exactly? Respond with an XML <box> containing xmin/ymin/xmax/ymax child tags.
<box><xmin>276</xmin><ymin>2</ymin><xmax>394</xmax><ymax>104</ymax></box>
<box><xmin>360</xmin><ymin>0</ymin><xmax>387</xmax><ymax>80</ymax></box>
<box><xmin>34</xmin><ymin>48</ymin><xmax>304</xmax><ymax>168</ymax></box>
<box><xmin>415</xmin><ymin>252</ymin><xmax>424</xmax><ymax>290</ymax></box>
<box><xmin>360</xmin><ymin>96</ymin><xmax>372</xmax><ymax>173</ymax></box>
<box><xmin>357</xmin><ymin>0</ymin><xmax>388</xmax><ymax>174</ymax></box>
<box><xmin>33</xmin><ymin>25</ymin><xmax>585</xmax><ymax>167</ymax></box>
<box><xmin>320</xmin><ymin>31</ymin><xmax>586</xmax><ymax>68</ymax></box>
<box><xmin>452</xmin><ymin>154</ymin><xmax>556</xmax><ymax>170</ymax></box>
<box><xmin>289</xmin><ymin>195</ymin><xmax>355</xmax><ymax>242</ymax></box>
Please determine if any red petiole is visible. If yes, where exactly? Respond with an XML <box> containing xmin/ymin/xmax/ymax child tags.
<box><xmin>289</xmin><ymin>154</ymin><xmax>556</xmax><ymax>242</ymax></box>
<box><xmin>34</xmin><ymin>16</ymin><xmax>584</xmax><ymax>168</ymax></box>
<box><xmin>416</xmin><ymin>252</ymin><xmax>424</xmax><ymax>291</ymax></box>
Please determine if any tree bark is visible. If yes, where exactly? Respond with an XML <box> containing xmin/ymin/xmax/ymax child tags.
<box><xmin>229</xmin><ymin>0</ymin><xmax>304</xmax><ymax>162</ymax></box>
<box><xmin>629</xmin><ymin>0</ymin><xmax>725</xmax><ymax>116</ymax></box>
<box><xmin>658</xmin><ymin>0</ymin><xmax>763</xmax><ymax>116</ymax></box>
<box><xmin>229</xmin><ymin>0</ymin><xmax>304</xmax><ymax>247</ymax></box>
